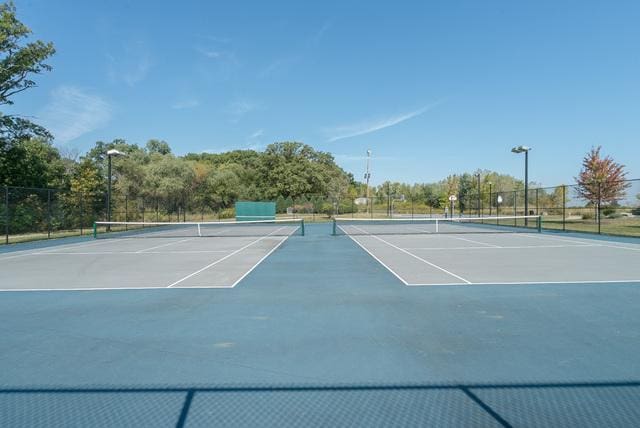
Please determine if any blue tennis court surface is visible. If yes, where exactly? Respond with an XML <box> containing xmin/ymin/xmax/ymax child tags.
<box><xmin>1</xmin><ymin>223</ymin><xmax>640</xmax><ymax>426</ymax></box>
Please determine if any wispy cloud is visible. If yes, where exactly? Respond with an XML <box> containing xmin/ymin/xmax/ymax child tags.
<box><xmin>259</xmin><ymin>21</ymin><xmax>333</xmax><ymax>79</ymax></box>
<box><xmin>172</xmin><ymin>98</ymin><xmax>200</xmax><ymax>109</ymax></box>
<box><xmin>40</xmin><ymin>86</ymin><xmax>112</xmax><ymax>143</ymax></box>
<box><xmin>228</xmin><ymin>98</ymin><xmax>261</xmax><ymax>123</ymax></box>
<box><xmin>198</xmin><ymin>48</ymin><xmax>222</xmax><ymax>59</ymax></box>
<box><xmin>325</xmin><ymin>102</ymin><xmax>443</xmax><ymax>142</ymax></box>
<box><xmin>195</xmin><ymin>46</ymin><xmax>237</xmax><ymax>63</ymax></box>
<box><xmin>258</xmin><ymin>57</ymin><xmax>298</xmax><ymax>78</ymax></box>
<box><xmin>248</xmin><ymin>129</ymin><xmax>264</xmax><ymax>139</ymax></box>
<box><xmin>202</xmin><ymin>35</ymin><xmax>231</xmax><ymax>44</ymax></box>
<box><xmin>107</xmin><ymin>41</ymin><xmax>152</xmax><ymax>86</ymax></box>
<box><xmin>313</xmin><ymin>20</ymin><xmax>333</xmax><ymax>44</ymax></box>
<box><xmin>194</xmin><ymin>41</ymin><xmax>240</xmax><ymax>82</ymax></box>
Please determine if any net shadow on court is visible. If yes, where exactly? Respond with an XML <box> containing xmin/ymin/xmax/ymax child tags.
<box><xmin>3</xmin><ymin>381</ymin><xmax>640</xmax><ymax>427</ymax></box>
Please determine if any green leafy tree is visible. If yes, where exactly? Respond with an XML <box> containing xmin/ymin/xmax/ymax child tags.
<box><xmin>146</xmin><ymin>139</ymin><xmax>171</xmax><ymax>155</ymax></box>
<box><xmin>0</xmin><ymin>1</ymin><xmax>55</xmax><ymax>144</ymax></box>
<box><xmin>63</xmin><ymin>158</ymin><xmax>106</xmax><ymax>223</ymax></box>
<box><xmin>0</xmin><ymin>137</ymin><xmax>65</xmax><ymax>187</ymax></box>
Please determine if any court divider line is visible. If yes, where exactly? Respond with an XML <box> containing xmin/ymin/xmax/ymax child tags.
<box><xmin>166</xmin><ymin>226</ymin><xmax>289</xmax><ymax>288</ymax></box>
<box><xmin>407</xmin><ymin>279</ymin><xmax>640</xmax><ymax>287</ymax></box>
<box><xmin>347</xmin><ymin>225</ymin><xmax>472</xmax><ymax>285</ymax></box>
<box><xmin>340</xmin><ymin>228</ymin><xmax>410</xmax><ymax>285</ymax></box>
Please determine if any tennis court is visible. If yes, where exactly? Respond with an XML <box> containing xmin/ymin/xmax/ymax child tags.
<box><xmin>2</xmin><ymin>217</ymin><xmax>640</xmax><ymax>426</ymax></box>
<box><xmin>334</xmin><ymin>216</ymin><xmax>640</xmax><ymax>286</ymax></box>
<box><xmin>0</xmin><ymin>219</ymin><xmax>303</xmax><ymax>291</ymax></box>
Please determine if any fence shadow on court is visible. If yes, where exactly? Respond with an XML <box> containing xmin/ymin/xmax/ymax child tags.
<box><xmin>2</xmin><ymin>380</ymin><xmax>640</xmax><ymax>427</ymax></box>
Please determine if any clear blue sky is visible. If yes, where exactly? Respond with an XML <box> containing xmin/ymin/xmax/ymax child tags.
<box><xmin>9</xmin><ymin>0</ymin><xmax>640</xmax><ymax>186</ymax></box>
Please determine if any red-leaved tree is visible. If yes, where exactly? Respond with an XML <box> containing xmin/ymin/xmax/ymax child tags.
<box><xmin>575</xmin><ymin>146</ymin><xmax>630</xmax><ymax>207</ymax></box>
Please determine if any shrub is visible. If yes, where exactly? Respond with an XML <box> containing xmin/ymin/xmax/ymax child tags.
<box><xmin>218</xmin><ymin>208</ymin><xmax>235</xmax><ymax>219</ymax></box>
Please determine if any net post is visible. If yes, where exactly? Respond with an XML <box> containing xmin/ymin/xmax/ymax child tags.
<box><xmin>93</xmin><ymin>222</ymin><xmax>97</xmax><ymax>239</ymax></box>
<box><xmin>332</xmin><ymin>218</ymin><xmax>336</xmax><ymax>236</ymax></box>
<box><xmin>197</xmin><ymin>223</ymin><xmax>202</xmax><ymax>237</ymax></box>
<box><xmin>435</xmin><ymin>218</ymin><xmax>439</xmax><ymax>233</ymax></box>
<box><xmin>301</xmin><ymin>219</ymin><xmax>305</xmax><ymax>236</ymax></box>
<box><xmin>537</xmin><ymin>216</ymin><xmax>542</xmax><ymax>233</ymax></box>
<box><xmin>562</xmin><ymin>185</ymin><xmax>566</xmax><ymax>231</ymax></box>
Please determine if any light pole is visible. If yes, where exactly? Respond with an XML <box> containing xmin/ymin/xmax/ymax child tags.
<box><xmin>511</xmin><ymin>145</ymin><xmax>531</xmax><ymax>225</ymax></box>
<box><xmin>364</xmin><ymin>149</ymin><xmax>371</xmax><ymax>214</ymax></box>
<box><xmin>106</xmin><ymin>149</ymin><xmax>126</xmax><ymax>229</ymax></box>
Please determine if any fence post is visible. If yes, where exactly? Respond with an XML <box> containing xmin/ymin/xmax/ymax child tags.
<box><xmin>80</xmin><ymin>193</ymin><xmax>84</xmax><ymax>236</ymax></box>
<box><xmin>411</xmin><ymin>195</ymin><xmax>414</xmax><ymax>219</ymax></box>
<box><xmin>387</xmin><ymin>183</ymin><xmax>391</xmax><ymax>218</ymax></box>
<box><xmin>47</xmin><ymin>189</ymin><xmax>52</xmax><ymax>239</ymax></box>
<box><xmin>597</xmin><ymin>182</ymin><xmax>602</xmax><ymax>234</ymax></box>
<box><xmin>4</xmin><ymin>186</ymin><xmax>8</xmax><ymax>244</ymax></box>
<box><xmin>370</xmin><ymin>197</ymin><xmax>373</xmax><ymax>219</ymax></box>
<box><xmin>562</xmin><ymin>185</ymin><xmax>566</xmax><ymax>231</ymax></box>
<box><xmin>513</xmin><ymin>190</ymin><xmax>517</xmax><ymax>225</ymax></box>
<box><xmin>535</xmin><ymin>188</ymin><xmax>539</xmax><ymax>215</ymax></box>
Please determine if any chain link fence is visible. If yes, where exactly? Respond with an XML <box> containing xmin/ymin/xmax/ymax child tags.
<box><xmin>3</xmin><ymin>179</ymin><xmax>640</xmax><ymax>244</ymax></box>
<box><xmin>1</xmin><ymin>186</ymin><xmax>351</xmax><ymax>244</ymax></box>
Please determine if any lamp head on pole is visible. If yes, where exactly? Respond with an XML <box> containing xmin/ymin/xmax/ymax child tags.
<box><xmin>511</xmin><ymin>145</ymin><xmax>531</xmax><ymax>154</ymax></box>
<box><xmin>107</xmin><ymin>149</ymin><xmax>126</xmax><ymax>157</ymax></box>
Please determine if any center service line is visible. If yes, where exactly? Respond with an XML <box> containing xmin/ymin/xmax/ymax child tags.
<box><xmin>351</xmin><ymin>225</ymin><xmax>473</xmax><ymax>285</ymax></box>
<box><xmin>166</xmin><ymin>227</ymin><xmax>288</xmax><ymax>288</ymax></box>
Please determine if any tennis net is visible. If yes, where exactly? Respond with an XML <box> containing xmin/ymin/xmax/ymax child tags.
<box><xmin>333</xmin><ymin>215</ymin><xmax>541</xmax><ymax>236</ymax></box>
<box><xmin>93</xmin><ymin>219</ymin><xmax>304</xmax><ymax>239</ymax></box>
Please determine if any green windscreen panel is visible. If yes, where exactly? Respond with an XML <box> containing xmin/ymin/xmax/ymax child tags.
<box><xmin>235</xmin><ymin>201</ymin><xmax>276</xmax><ymax>221</ymax></box>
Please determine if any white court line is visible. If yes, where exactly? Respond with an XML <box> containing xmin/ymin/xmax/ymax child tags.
<box><xmin>135</xmin><ymin>237</ymin><xmax>197</xmax><ymax>253</ymax></box>
<box><xmin>522</xmin><ymin>233</ymin><xmax>640</xmax><ymax>252</ymax></box>
<box><xmin>4</xmin><ymin>278</ymin><xmax>640</xmax><ymax>293</ymax></box>
<box><xmin>402</xmin><ymin>244</ymin><xmax>601</xmax><ymax>251</ymax></box>
<box><xmin>342</xmin><ymin>230</ymin><xmax>410</xmax><ymax>285</ymax></box>
<box><xmin>445</xmin><ymin>235</ymin><xmax>501</xmax><ymax>248</ymax></box>
<box><xmin>229</xmin><ymin>233</ymin><xmax>292</xmax><ymax>288</ymax></box>
<box><xmin>348</xmin><ymin>225</ymin><xmax>472</xmax><ymax>284</ymax></box>
<box><xmin>0</xmin><ymin>237</ymin><xmax>139</xmax><ymax>262</ymax></box>
<box><xmin>23</xmin><ymin>250</ymin><xmax>232</xmax><ymax>255</ymax></box>
<box><xmin>166</xmin><ymin>227</ymin><xmax>289</xmax><ymax>288</ymax></box>
<box><xmin>407</xmin><ymin>279</ymin><xmax>640</xmax><ymax>287</ymax></box>
<box><xmin>0</xmin><ymin>285</ymin><xmax>237</xmax><ymax>292</ymax></box>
